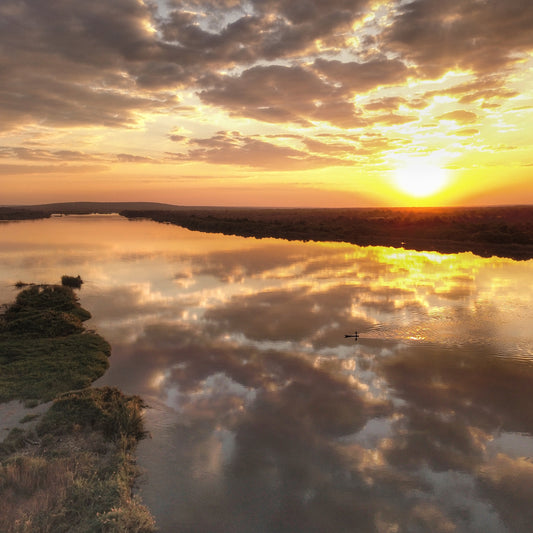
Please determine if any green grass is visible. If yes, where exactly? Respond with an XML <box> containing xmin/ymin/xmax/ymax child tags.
<box><xmin>0</xmin><ymin>283</ymin><xmax>109</xmax><ymax>402</ymax></box>
<box><xmin>0</xmin><ymin>334</ymin><xmax>110</xmax><ymax>402</ymax></box>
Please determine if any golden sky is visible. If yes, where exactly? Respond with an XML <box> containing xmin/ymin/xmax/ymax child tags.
<box><xmin>1</xmin><ymin>0</ymin><xmax>532</xmax><ymax>207</ymax></box>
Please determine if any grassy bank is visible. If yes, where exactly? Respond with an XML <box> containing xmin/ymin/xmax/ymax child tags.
<box><xmin>0</xmin><ymin>282</ymin><xmax>156</xmax><ymax>532</ymax></box>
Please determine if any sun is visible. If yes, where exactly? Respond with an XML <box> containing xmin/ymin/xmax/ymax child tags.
<box><xmin>393</xmin><ymin>162</ymin><xmax>449</xmax><ymax>198</ymax></box>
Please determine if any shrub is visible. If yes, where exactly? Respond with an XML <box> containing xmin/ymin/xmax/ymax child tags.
<box><xmin>61</xmin><ymin>275</ymin><xmax>83</xmax><ymax>289</ymax></box>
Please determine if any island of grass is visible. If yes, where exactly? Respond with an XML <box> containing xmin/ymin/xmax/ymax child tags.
<box><xmin>0</xmin><ymin>281</ymin><xmax>156</xmax><ymax>532</ymax></box>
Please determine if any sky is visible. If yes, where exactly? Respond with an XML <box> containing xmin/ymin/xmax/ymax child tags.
<box><xmin>1</xmin><ymin>0</ymin><xmax>532</xmax><ymax>207</ymax></box>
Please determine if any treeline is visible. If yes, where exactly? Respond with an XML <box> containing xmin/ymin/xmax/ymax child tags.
<box><xmin>120</xmin><ymin>205</ymin><xmax>533</xmax><ymax>260</ymax></box>
<box><xmin>0</xmin><ymin>207</ymin><xmax>51</xmax><ymax>220</ymax></box>
<box><xmin>0</xmin><ymin>201</ymin><xmax>182</xmax><ymax>220</ymax></box>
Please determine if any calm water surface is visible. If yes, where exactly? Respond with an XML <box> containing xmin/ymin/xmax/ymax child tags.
<box><xmin>1</xmin><ymin>215</ymin><xmax>533</xmax><ymax>532</ymax></box>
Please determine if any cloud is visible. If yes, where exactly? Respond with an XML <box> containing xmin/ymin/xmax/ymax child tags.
<box><xmin>1</xmin><ymin>0</ymin><xmax>529</xmax><ymax>137</ymax></box>
<box><xmin>0</xmin><ymin>146</ymin><xmax>156</xmax><ymax>165</ymax></box>
<box><xmin>0</xmin><ymin>163</ymin><xmax>107</xmax><ymax>175</ymax></box>
<box><xmin>161</xmin><ymin>0</ymin><xmax>373</xmax><ymax>62</ymax></box>
<box><xmin>478</xmin><ymin>454</ymin><xmax>533</xmax><ymax>533</ymax></box>
<box><xmin>0</xmin><ymin>0</ymin><xmax>380</xmax><ymax>133</ymax></box>
<box><xmin>0</xmin><ymin>146</ymin><xmax>105</xmax><ymax>162</ymax></box>
<box><xmin>198</xmin><ymin>64</ymin><xmax>348</xmax><ymax>127</ymax></box>
<box><xmin>364</xmin><ymin>97</ymin><xmax>425</xmax><ymax>112</ymax></box>
<box><xmin>198</xmin><ymin>58</ymin><xmax>420</xmax><ymax>128</ymax></box>
<box><xmin>170</xmin><ymin>130</ymin><xmax>353</xmax><ymax>169</ymax></box>
<box><xmin>313</xmin><ymin>57</ymin><xmax>412</xmax><ymax>93</ymax></box>
<box><xmin>0</xmin><ymin>0</ymin><xmax>174</xmax><ymax>131</ymax></box>
<box><xmin>437</xmin><ymin>110</ymin><xmax>478</xmax><ymax>125</ymax></box>
<box><xmin>425</xmin><ymin>76</ymin><xmax>519</xmax><ymax>105</ymax></box>
<box><xmin>454</xmin><ymin>128</ymin><xmax>480</xmax><ymax>137</ymax></box>
<box><xmin>382</xmin><ymin>0</ymin><xmax>533</xmax><ymax>78</ymax></box>
<box><xmin>379</xmin><ymin>343</ymin><xmax>533</xmax><ymax>437</ymax></box>
<box><xmin>181</xmin><ymin>242</ymin><xmax>317</xmax><ymax>282</ymax></box>
<box><xmin>116</xmin><ymin>153</ymin><xmax>158</xmax><ymax>163</ymax></box>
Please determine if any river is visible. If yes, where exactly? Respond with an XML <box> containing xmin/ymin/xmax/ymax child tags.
<box><xmin>1</xmin><ymin>214</ymin><xmax>533</xmax><ymax>532</ymax></box>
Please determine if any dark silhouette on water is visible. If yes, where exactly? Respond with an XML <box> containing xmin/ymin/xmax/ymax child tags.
<box><xmin>344</xmin><ymin>331</ymin><xmax>359</xmax><ymax>340</ymax></box>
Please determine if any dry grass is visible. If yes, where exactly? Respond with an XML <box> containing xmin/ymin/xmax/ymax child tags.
<box><xmin>0</xmin><ymin>390</ymin><xmax>156</xmax><ymax>532</ymax></box>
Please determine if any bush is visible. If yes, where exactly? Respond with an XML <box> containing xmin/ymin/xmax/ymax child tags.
<box><xmin>61</xmin><ymin>275</ymin><xmax>83</xmax><ymax>289</ymax></box>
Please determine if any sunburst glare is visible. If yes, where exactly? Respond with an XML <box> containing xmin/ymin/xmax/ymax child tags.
<box><xmin>393</xmin><ymin>161</ymin><xmax>450</xmax><ymax>198</ymax></box>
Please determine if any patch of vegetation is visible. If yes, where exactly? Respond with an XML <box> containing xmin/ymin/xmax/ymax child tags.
<box><xmin>0</xmin><ymin>334</ymin><xmax>110</xmax><ymax>402</ymax></box>
<box><xmin>61</xmin><ymin>274</ymin><xmax>83</xmax><ymax>288</ymax></box>
<box><xmin>0</xmin><ymin>388</ymin><xmax>155</xmax><ymax>532</ymax></box>
<box><xmin>0</xmin><ymin>283</ymin><xmax>109</xmax><ymax>402</ymax></box>
<box><xmin>0</xmin><ymin>282</ymin><xmax>156</xmax><ymax>531</ymax></box>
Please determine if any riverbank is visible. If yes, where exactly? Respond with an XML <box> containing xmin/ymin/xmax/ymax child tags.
<box><xmin>120</xmin><ymin>205</ymin><xmax>533</xmax><ymax>261</ymax></box>
<box><xmin>0</xmin><ymin>281</ymin><xmax>156</xmax><ymax>532</ymax></box>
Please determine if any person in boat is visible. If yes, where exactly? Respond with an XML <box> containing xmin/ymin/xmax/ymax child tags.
<box><xmin>344</xmin><ymin>331</ymin><xmax>359</xmax><ymax>339</ymax></box>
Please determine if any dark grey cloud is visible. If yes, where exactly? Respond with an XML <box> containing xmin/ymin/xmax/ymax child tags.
<box><xmin>198</xmin><ymin>64</ymin><xmax>346</xmax><ymax>127</ymax></box>
<box><xmin>382</xmin><ymin>0</ymin><xmax>533</xmax><ymax>78</ymax></box>
<box><xmin>0</xmin><ymin>0</ymin><xmax>529</xmax><ymax>192</ymax></box>
<box><xmin>161</xmin><ymin>0</ymin><xmax>372</xmax><ymax>62</ymax></box>
<box><xmin>170</xmin><ymin>130</ymin><xmax>353</xmax><ymax>169</ymax></box>
<box><xmin>181</xmin><ymin>242</ymin><xmax>317</xmax><ymax>282</ymax></box>
<box><xmin>313</xmin><ymin>57</ymin><xmax>413</xmax><ymax>93</ymax></box>
<box><xmin>478</xmin><ymin>455</ymin><xmax>533</xmax><ymax>533</ymax></box>
<box><xmin>198</xmin><ymin>59</ymin><xmax>421</xmax><ymax>128</ymax></box>
<box><xmin>116</xmin><ymin>153</ymin><xmax>158</xmax><ymax>163</ymax></box>
<box><xmin>0</xmin><ymin>0</ymin><xmax>171</xmax><ymax>131</ymax></box>
<box><xmin>1</xmin><ymin>0</ymin><xmax>528</xmax><ymax>136</ymax></box>
<box><xmin>0</xmin><ymin>0</ymin><xmax>379</xmax><ymax>132</ymax></box>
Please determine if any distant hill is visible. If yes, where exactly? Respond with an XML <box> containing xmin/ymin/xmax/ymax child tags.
<box><xmin>0</xmin><ymin>202</ymin><xmax>185</xmax><ymax>220</ymax></box>
<box><xmin>19</xmin><ymin>201</ymin><xmax>183</xmax><ymax>214</ymax></box>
